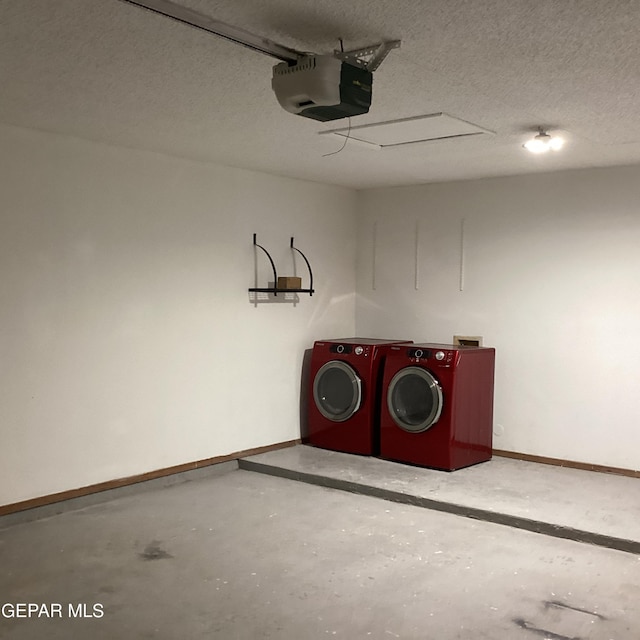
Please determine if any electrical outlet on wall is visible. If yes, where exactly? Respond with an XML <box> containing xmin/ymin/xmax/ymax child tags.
<box><xmin>453</xmin><ymin>335</ymin><xmax>483</xmax><ymax>347</ymax></box>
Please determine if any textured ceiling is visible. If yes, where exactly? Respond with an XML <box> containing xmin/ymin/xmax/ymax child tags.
<box><xmin>2</xmin><ymin>0</ymin><xmax>640</xmax><ymax>189</ymax></box>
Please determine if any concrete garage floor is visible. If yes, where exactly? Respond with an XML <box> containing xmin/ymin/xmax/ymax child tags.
<box><xmin>0</xmin><ymin>448</ymin><xmax>639</xmax><ymax>639</ymax></box>
<box><xmin>241</xmin><ymin>446</ymin><xmax>640</xmax><ymax>553</ymax></box>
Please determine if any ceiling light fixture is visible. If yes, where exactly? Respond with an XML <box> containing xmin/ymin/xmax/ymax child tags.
<box><xmin>523</xmin><ymin>128</ymin><xmax>564</xmax><ymax>153</ymax></box>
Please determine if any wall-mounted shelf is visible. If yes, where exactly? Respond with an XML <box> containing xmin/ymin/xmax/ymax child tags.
<box><xmin>249</xmin><ymin>234</ymin><xmax>315</xmax><ymax>296</ymax></box>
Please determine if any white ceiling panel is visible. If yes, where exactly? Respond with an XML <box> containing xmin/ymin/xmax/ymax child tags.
<box><xmin>322</xmin><ymin>113</ymin><xmax>492</xmax><ymax>148</ymax></box>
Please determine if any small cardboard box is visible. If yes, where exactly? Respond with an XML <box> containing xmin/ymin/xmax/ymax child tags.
<box><xmin>277</xmin><ymin>276</ymin><xmax>302</xmax><ymax>290</ymax></box>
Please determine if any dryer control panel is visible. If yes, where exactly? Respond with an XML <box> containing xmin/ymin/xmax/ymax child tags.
<box><xmin>330</xmin><ymin>343</ymin><xmax>353</xmax><ymax>354</ymax></box>
<box><xmin>328</xmin><ymin>343</ymin><xmax>371</xmax><ymax>357</ymax></box>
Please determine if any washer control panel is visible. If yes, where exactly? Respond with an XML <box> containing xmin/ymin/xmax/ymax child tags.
<box><xmin>408</xmin><ymin>348</ymin><xmax>432</xmax><ymax>360</ymax></box>
<box><xmin>407</xmin><ymin>347</ymin><xmax>455</xmax><ymax>365</ymax></box>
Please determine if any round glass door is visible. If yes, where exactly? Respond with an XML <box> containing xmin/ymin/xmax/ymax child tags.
<box><xmin>313</xmin><ymin>361</ymin><xmax>362</xmax><ymax>422</ymax></box>
<box><xmin>387</xmin><ymin>366</ymin><xmax>443</xmax><ymax>433</ymax></box>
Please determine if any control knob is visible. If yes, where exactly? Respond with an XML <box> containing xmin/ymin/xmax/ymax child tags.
<box><xmin>354</xmin><ymin>346</ymin><xmax>364</xmax><ymax>355</ymax></box>
<box><xmin>435</xmin><ymin>351</ymin><xmax>446</xmax><ymax>361</ymax></box>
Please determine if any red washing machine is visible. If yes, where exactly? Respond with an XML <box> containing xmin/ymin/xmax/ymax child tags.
<box><xmin>306</xmin><ymin>338</ymin><xmax>412</xmax><ymax>455</ymax></box>
<box><xmin>380</xmin><ymin>343</ymin><xmax>495</xmax><ymax>471</ymax></box>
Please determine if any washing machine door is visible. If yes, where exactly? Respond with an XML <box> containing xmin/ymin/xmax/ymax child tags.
<box><xmin>387</xmin><ymin>366</ymin><xmax>443</xmax><ymax>433</ymax></box>
<box><xmin>313</xmin><ymin>360</ymin><xmax>362</xmax><ymax>422</ymax></box>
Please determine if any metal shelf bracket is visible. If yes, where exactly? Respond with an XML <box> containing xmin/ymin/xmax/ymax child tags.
<box><xmin>249</xmin><ymin>234</ymin><xmax>315</xmax><ymax>296</ymax></box>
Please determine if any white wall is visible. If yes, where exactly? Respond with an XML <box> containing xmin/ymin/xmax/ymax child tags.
<box><xmin>0</xmin><ymin>124</ymin><xmax>356</xmax><ymax>506</ymax></box>
<box><xmin>4</xmin><ymin>122</ymin><xmax>638</xmax><ymax>507</ymax></box>
<box><xmin>356</xmin><ymin>167</ymin><xmax>640</xmax><ymax>470</ymax></box>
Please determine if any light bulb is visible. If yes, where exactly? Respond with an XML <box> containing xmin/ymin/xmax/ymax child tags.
<box><xmin>524</xmin><ymin>136</ymin><xmax>550</xmax><ymax>153</ymax></box>
<box><xmin>549</xmin><ymin>136</ymin><xmax>564</xmax><ymax>151</ymax></box>
<box><xmin>523</xmin><ymin>130</ymin><xmax>564</xmax><ymax>153</ymax></box>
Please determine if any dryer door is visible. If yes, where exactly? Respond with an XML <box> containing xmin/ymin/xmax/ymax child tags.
<box><xmin>387</xmin><ymin>366</ymin><xmax>443</xmax><ymax>433</ymax></box>
<box><xmin>313</xmin><ymin>361</ymin><xmax>362</xmax><ymax>422</ymax></box>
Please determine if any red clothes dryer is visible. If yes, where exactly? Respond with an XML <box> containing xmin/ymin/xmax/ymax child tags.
<box><xmin>307</xmin><ymin>338</ymin><xmax>412</xmax><ymax>455</ymax></box>
<box><xmin>380</xmin><ymin>343</ymin><xmax>495</xmax><ymax>471</ymax></box>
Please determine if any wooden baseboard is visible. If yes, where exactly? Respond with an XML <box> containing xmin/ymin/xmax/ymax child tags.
<box><xmin>4</xmin><ymin>441</ymin><xmax>635</xmax><ymax>518</ymax></box>
<box><xmin>0</xmin><ymin>439</ymin><xmax>300</xmax><ymax>517</ymax></box>
<box><xmin>493</xmin><ymin>449</ymin><xmax>640</xmax><ymax>478</ymax></box>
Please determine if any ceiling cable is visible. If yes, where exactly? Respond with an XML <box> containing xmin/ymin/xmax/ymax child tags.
<box><xmin>322</xmin><ymin>117</ymin><xmax>352</xmax><ymax>157</ymax></box>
